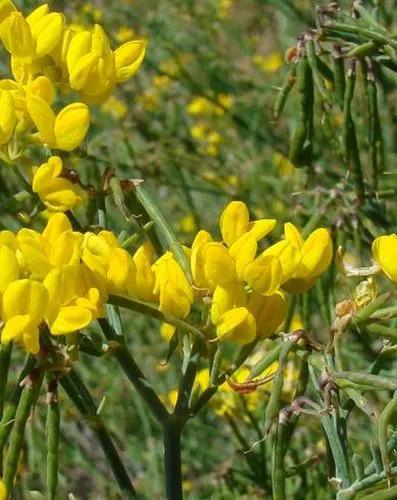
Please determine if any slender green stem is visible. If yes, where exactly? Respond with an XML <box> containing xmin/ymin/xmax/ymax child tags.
<box><xmin>0</xmin><ymin>356</ymin><xmax>36</xmax><ymax>457</ymax></box>
<box><xmin>98</xmin><ymin>318</ymin><xmax>169</xmax><ymax>423</ymax></box>
<box><xmin>108</xmin><ymin>294</ymin><xmax>207</xmax><ymax>341</ymax></box>
<box><xmin>163</xmin><ymin>419</ymin><xmax>184</xmax><ymax>500</ymax></box>
<box><xmin>2</xmin><ymin>370</ymin><xmax>44</xmax><ymax>497</ymax></box>
<box><xmin>46</xmin><ymin>379</ymin><xmax>60</xmax><ymax>500</ymax></box>
<box><xmin>60</xmin><ymin>371</ymin><xmax>137</xmax><ymax>498</ymax></box>
<box><xmin>0</xmin><ymin>344</ymin><xmax>12</xmax><ymax>419</ymax></box>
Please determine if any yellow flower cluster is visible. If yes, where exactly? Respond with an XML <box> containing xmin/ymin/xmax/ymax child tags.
<box><xmin>0</xmin><ymin>0</ymin><xmax>146</xmax><ymax>156</ymax></box>
<box><xmin>158</xmin><ymin>201</ymin><xmax>333</xmax><ymax>345</ymax></box>
<box><xmin>0</xmin><ymin>200</ymin><xmax>333</xmax><ymax>356</ymax></box>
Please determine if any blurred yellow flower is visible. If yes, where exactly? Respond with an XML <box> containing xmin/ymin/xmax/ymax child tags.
<box><xmin>101</xmin><ymin>95</ymin><xmax>128</xmax><ymax>119</ymax></box>
<box><xmin>254</xmin><ymin>52</ymin><xmax>283</xmax><ymax>73</ymax></box>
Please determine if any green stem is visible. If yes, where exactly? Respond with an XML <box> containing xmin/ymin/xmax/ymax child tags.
<box><xmin>98</xmin><ymin>318</ymin><xmax>169</xmax><ymax>424</ymax></box>
<box><xmin>0</xmin><ymin>356</ymin><xmax>36</xmax><ymax>457</ymax></box>
<box><xmin>46</xmin><ymin>379</ymin><xmax>60</xmax><ymax>500</ymax></box>
<box><xmin>108</xmin><ymin>294</ymin><xmax>206</xmax><ymax>341</ymax></box>
<box><xmin>2</xmin><ymin>370</ymin><xmax>44</xmax><ymax>498</ymax></box>
<box><xmin>0</xmin><ymin>344</ymin><xmax>12</xmax><ymax>419</ymax></box>
<box><xmin>163</xmin><ymin>419</ymin><xmax>183</xmax><ymax>500</ymax></box>
<box><xmin>60</xmin><ymin>371</ymin><xmax>137</xmax><ymax>498</ymax></box>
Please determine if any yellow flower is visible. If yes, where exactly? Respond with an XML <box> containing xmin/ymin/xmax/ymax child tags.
<box><xmin>32</xmin><ymin>156</ymin><xmax>86</xmax><ymax>212</ymax></box>
<box><xmin>43</xmin><ymin>264</ymin><xmax>101</xmax><ymax>335</ymax></box>
<box><xmin>211</xmin><ymin>282</ymin><xmax>246</xmax><ymax>326</ymax></box>
<box><xmin>372</xmin><ymin>234</ymin><xmax>397</xmax><ymax>282</ymax></box>
<box><xmin>66</xmin><ymin>24</ymin><xmax>115</xmax><ymax>102</ymax></box>
<box><xmin>82</xmin><ymin>231</ymin><xmax>135</xmax><ymax>295</ymax></box>
<box><xmin>152</xmin><ymin>251</ymin><xmax>193</xmax><ymax>318</ymax></box>
<box><xmin>281</xmin><ymin>223</ymin><xmax>333</xmax><ymax>293</ymax></box>
<box><xmin>272</xmin><ymin>151</ymin><xmax>294</xmax><ymax>176</ymax></box>
<box><xmin>254</xmin><ymin>52</ymin><xmax>283</xmax><ymax>73</ymax></box>
<box><xmin>115</xmin><ymin>26</ymin><xmax>135</xmax><ymax>43</ymax></box>
<box><xmin>0</xmin><ymin>6</ymin><xmax>64</xmax><ymax>60</ymax></box>
<box><xmin>216</xmin><ymin>307</ymin><xmax>256</xmax><ymax>344</ymax></box>
<box><xmin>17</xmin><ymin>213</ymin><xmax>82</xmax><ymax>279</ymax></box>
<box><xmin>130</xmin><ymin>243</ymin><xmax>157</xmax><ymax>302</ymax></box>
<box><xmin>1</xmin><ymin>279</ymin><xmax>48</xmax><ymax>354</ymax></box>
<box><xmin>101</xmin><ymin>95</ymin><xmax>128</xmax><ymax>119</ymax></box>
<box><xmin>27</xmin><ymin>95</ymin><xmax>90</xmax><ymax>151</ymax></box>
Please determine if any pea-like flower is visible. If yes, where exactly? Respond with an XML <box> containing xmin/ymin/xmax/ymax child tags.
<box><xmin>372</xmin><ymin>234</ymin><xmax>397</xmax><ymax>282</ymax></box>
<box><xmin>1</xmin><ymin>279</ymin><xmax>48</xmax><ymax>354</ymax></box>
<box><xmin>152</xmin><ymin>251</ymin><xmax>194</xmax><ymax>318</ymax></box>
<box><xmin>32</xmin><ymin>156</ymin><xmax>86</xmax><ymax>212</ymax></box>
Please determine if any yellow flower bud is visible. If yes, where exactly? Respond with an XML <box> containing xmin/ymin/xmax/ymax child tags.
<box><xmin>372</xmin><ymin>234</ymin><xmax>397</xmax><ymax>282</ymax></box>
<box><xmin>53</xmin><ymin>102</ymin><xmax>90</xmax><ymax>151</ymax></box>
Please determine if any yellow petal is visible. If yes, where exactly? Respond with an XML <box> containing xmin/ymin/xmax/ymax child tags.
<box><xmin>300</xmin><ymin>228</ymin><xmax>333</xmax><ymax>278</ymax></box>
<box><xmin>216</xmin><ymin>307</ymin><xmax>256</xmax><ymax>344</ymax></box>
<box><xmin>53</xmin><ymin>102</ymin><xmax>90</xmax><ymax>151</ymax></box>
<box><xmin>2</xmin><ymin>314</ymin><xmax>31</xmax><ymax>342</ymax></box>
<box><xmin>43</xmin><ymin>212</ymin><xmax>72</xmax><ymax>243</ymax></box>
<box><xmin>50</xmin><ymin>305</ymin><xmax>92</xmax><ymax>335</ymax></box>
<box><xmin>31</xmin><ymin>12</ymin><xmax>64</xmax><ymax>57</ymax></box>
<box><xmin>0</xmin><ymin>0</ymin><xmax>16</xmax><ymax>24</ymax></box>
<box><xmin>284</xmin><ymin>222</ymin><xmax>304</xmax><ymax>248</ymax></box>
<box><xmin>0</xmin><ymin>244</ymin><xmax>19</xmax><ymax>292</ymax></box>
<box><xmin>219</xmin><ymin>201</ymin><xmax>249</xmax><ymax>246</ymax></box>
<box><xmin>0</xmin><ymin>90</ymin><xmax>16</xmax><ymax>145</ymax></box>
<box><xmin>248</xmin><ymin>291</ymin><xmax>287</xmax><ymax>338</ymax></box>
<box><xmin>201</xmin><ymin>242</ymin><xmax>237</xmax><ymax>290</ymax></box>
<box><xmin>229</xmin><ymin>232</ymin><xmax>257</xmax><ymax>281</ymax></box>
<box><xmin>114</xmin><ymin>39</ymin><xmax>146</xmax><ymax>82</ymax></box>
<box><xmin>244</xmin><ymin>254</ymin><xmax>282</xmax><ymax>295</ymax></box>
<box><xmin>211</xmin><ymin>283</ymin><xmax>246</xmax><ymax>326</ymax></box>
<box><xmin>247</xmin><ymin>219</ymin><xmax>276</xmax><ymax>241</ymax></box>
<box><xmin>2</xmin><ymin>279</ymin><xmax>48</xmax><ymax>322</ymax></box>
<box><xmin>372</xmin><ymin>234</ymin><xmax>397</xmax><ymax>282</ymax></box>
<box><xmin>26</xmin><ymin>93</ymin><xmax>56</xmax><ymax>144</ymax></box>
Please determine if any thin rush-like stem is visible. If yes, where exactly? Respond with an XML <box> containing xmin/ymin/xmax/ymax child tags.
<box><xmin>0</xmin><ymin>356</ymin><xmax>36</xmax><ymax>457</ymax></box>
<box><xmin>98</xmin><ymin>317</ymin><xmax>169</xmax><ymax>424</ymax></box>
<box><xmin>163</xmin><ymin>419</ymin><xmax>184</xmax><ymax>500</ymax></box>
<box><xmin>0</xmin><ymin>343</ymin><xmax>12</xmax><ymax>418</ymax></box>
<box><xmin>46</xmin><ymin>379</ymin><xmax>60</xmax><ymax>500</ymax></box>
<box><xmin>59</xmin><ymin>371</ymin><xmax>137</xmax><ymax>499</ymax></box>
<box><xmin>2</xmin><ymin>370</ymin><xmax>44</xmax><ymax>497</ymax></box>
<box><xmin>108</xmin><ymin>295</ymin><xmax>207</xmax><ymax>341</ymax></box>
